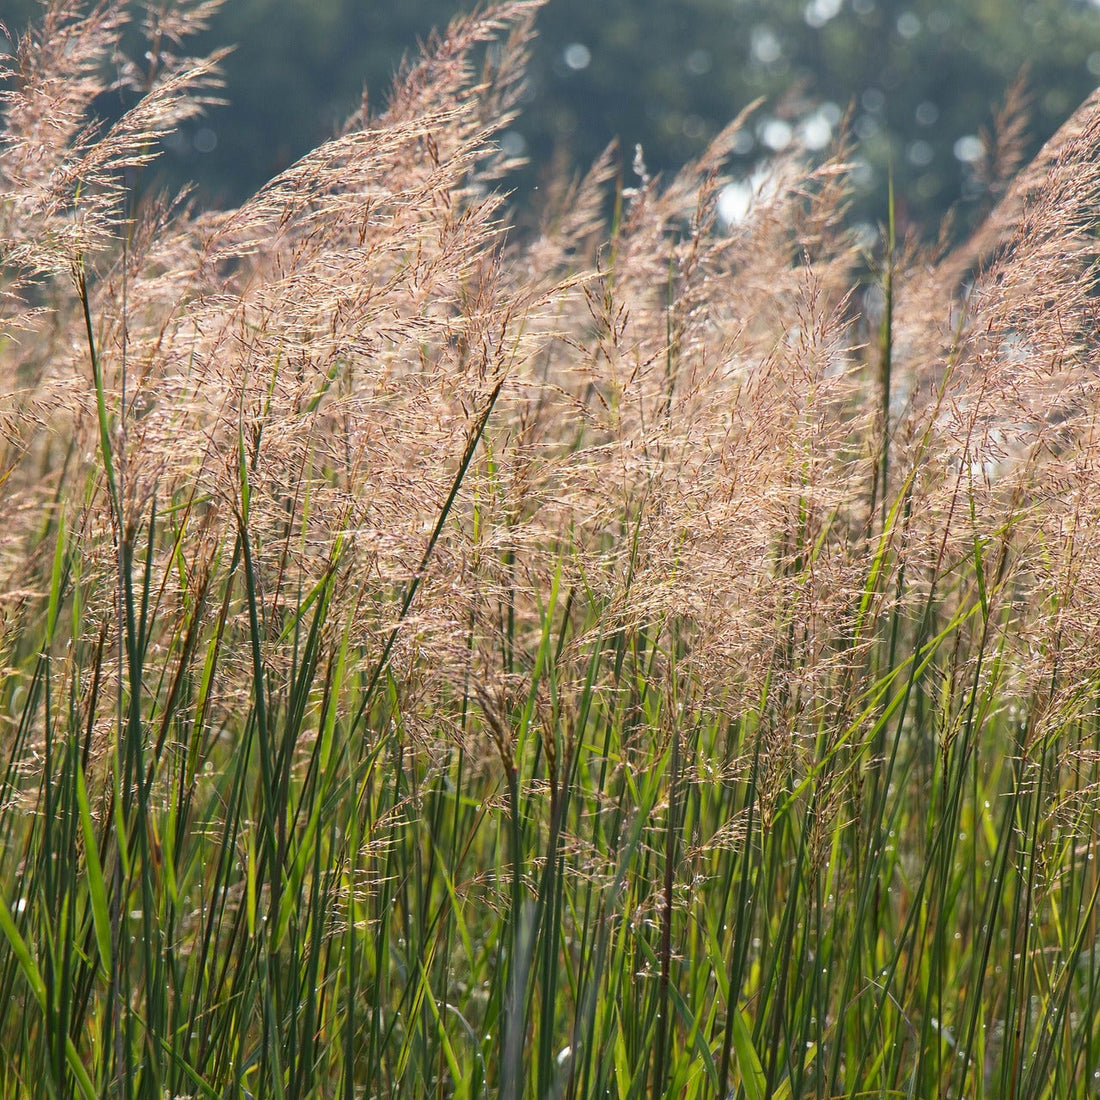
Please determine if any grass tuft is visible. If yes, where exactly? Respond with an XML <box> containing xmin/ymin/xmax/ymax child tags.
<box><xmin>4</xmin><ymin>2</ymin><xmax>1100</xmax><ymax>1097</ymax></box>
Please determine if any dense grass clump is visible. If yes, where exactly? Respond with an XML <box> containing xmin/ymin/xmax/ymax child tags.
<box><xmin>4</xmin><ymin>2</ymin><xmax>1100</xmax><ymax>1097</ymax></box>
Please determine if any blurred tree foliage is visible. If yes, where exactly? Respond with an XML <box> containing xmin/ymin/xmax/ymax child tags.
<box><xmin>6</xmin><ymin>0</ymin><xmax>1100</xmax><ymax>231</ymax></box>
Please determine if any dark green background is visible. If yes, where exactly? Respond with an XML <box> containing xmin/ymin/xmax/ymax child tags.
<box><xmin>7</xmin><ymin>0</ymin><xmax>1100</xmax><ymax>231</ymax></box>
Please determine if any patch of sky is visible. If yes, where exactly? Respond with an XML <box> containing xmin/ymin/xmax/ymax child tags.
<box><xmin>953</xmin><ymin>134</ymin><xmax>984</xmax><ymax>163</ymax></box>
<box><xmin>804</xmin><ymin>0</ymin><xmax>843</xmax><ymax>29</ymax></box>
<box><xmin>759</xmin><ymin>118</ymin><xmax>793</xmax><ymax>151</ymax></box>
<box><xmin>718</xmin><ymin>166</ymin><xmax>777</xmax><ymax>225</ymax></box>
<box><xmin>799</xmin><ymin>102</ymin><xmax>842</xmax><ymax>150</ymax></box>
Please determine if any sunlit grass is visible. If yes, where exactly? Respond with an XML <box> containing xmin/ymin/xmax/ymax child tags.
<box><xmin>3</xmin><ymin>2</ymin><xmax>1100</xmax><ymax>1098</ymax></box>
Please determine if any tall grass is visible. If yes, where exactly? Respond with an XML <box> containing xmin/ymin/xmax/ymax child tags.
<box><xmin>3</xmin><ymin>2</ymin><xmax>1100</xmax><ymax>1097</ymax></box>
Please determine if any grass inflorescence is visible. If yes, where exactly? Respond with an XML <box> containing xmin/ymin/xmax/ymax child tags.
<box><xmin>3</xmin><ymin>2</ymin><xmax>1100</xmax><ymax>1097</ymax></box>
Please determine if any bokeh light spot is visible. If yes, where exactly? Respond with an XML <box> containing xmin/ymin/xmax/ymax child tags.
<box><xmin>563</xmin><ymin>43</ymin><xmax>591</xmax><ymax>70</ymax></box>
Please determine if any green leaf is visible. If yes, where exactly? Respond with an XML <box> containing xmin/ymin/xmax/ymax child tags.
<box><xmin>75</xmin><ymin>764</ymin><xmax>112</xmax><ymax>977</ymax></box>
<box><xmin>0</xmin><ymin>897</ymin><xmax>45</xmax><ymax>1009</ymax></box>
<box><xmin>730</xmin><ymin>1004</ymin><xmax>766</xmax><ymax>1100</ymax></box>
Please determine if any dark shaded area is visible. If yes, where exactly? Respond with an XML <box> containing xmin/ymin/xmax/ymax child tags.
<box><xmin>6</xmin><ymin>0</ymin><xmax>1100</xmax><ymax>231</ymax></box>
